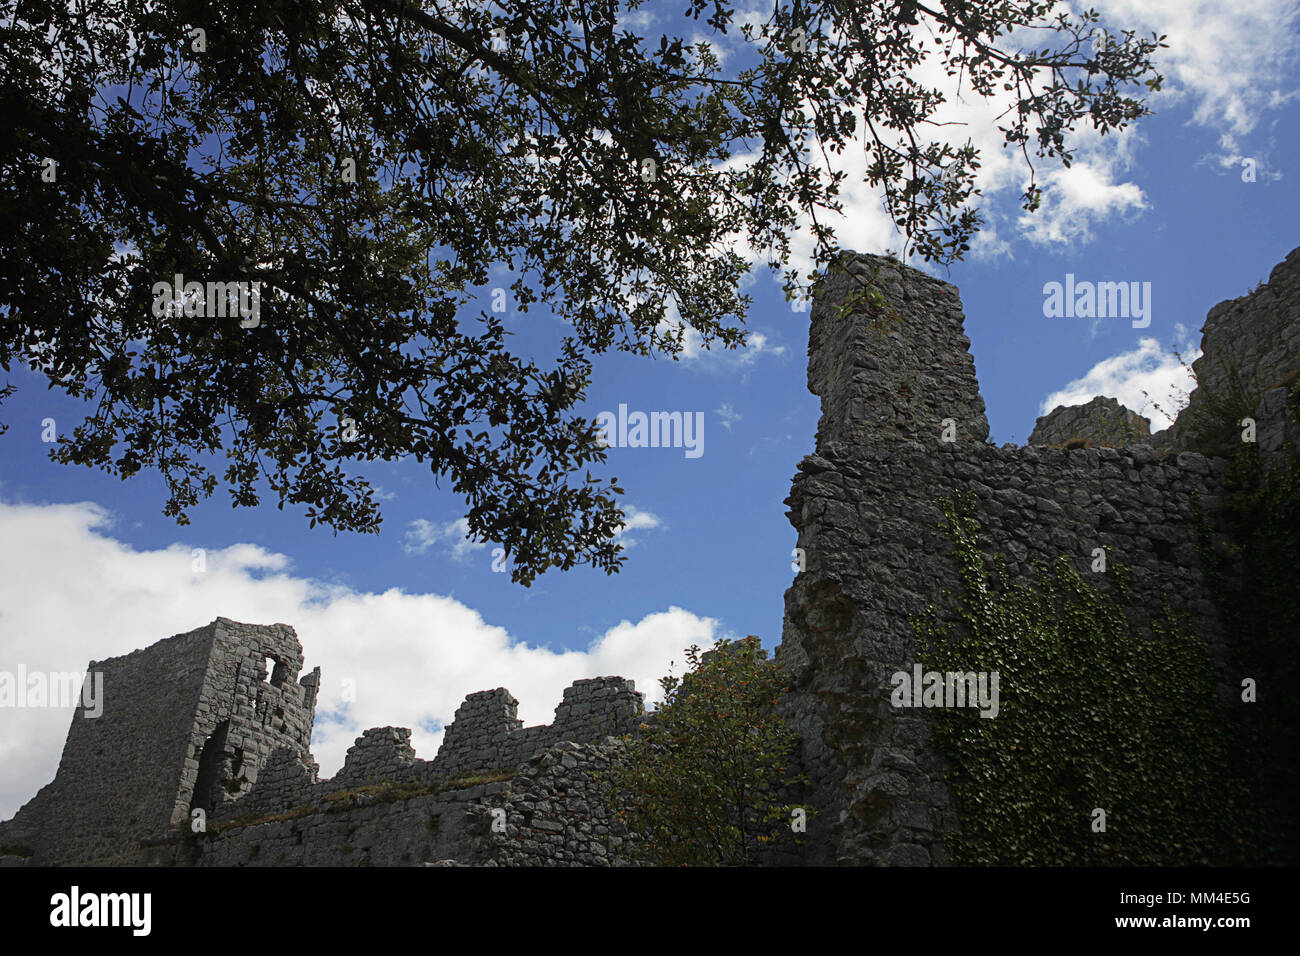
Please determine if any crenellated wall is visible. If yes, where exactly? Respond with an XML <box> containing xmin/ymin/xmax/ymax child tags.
<box><xmin>0</xmin><ymin>618</ymin><xmax>646</xmax><ymax>866</ymax></box>
<box><xmin>435</xmin><ymin>678</ymin><xmax>644</xmax><ymax>777</ymax></box>
<box><xmin>216</xmin><ymin>673</ymin><xmax>645</xmax><ymax>823</ymax></box>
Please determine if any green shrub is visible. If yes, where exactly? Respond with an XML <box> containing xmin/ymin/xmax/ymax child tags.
<box><xmin>610</xmin><ymin>636</ymin><xmax>807</xmax><ymax>866</ymax></box>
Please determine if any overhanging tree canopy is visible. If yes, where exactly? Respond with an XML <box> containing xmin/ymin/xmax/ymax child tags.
<box><xmin>0</xmin><ymin>0</ymin><xmax>1163</xmax><ymax>583</ymax></box>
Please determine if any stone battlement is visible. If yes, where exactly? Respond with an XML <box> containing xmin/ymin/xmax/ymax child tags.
<box><xmin>777</xmin><ymin>248</ymin><xmax>1297</xmax><ymax>865</ymax></box>
<box><xmin>222</xmin><ymin>673</ymin><xmax>644</xmax><ymax>822</ymax></box>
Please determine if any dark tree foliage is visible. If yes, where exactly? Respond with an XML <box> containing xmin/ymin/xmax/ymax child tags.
<box><xmin>0</xmin><ymin>0</ymin><xmax>1163</xmax><ymax>583</ymax></box>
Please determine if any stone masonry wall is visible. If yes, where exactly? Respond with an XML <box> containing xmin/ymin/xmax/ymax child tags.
<box><xmin>0</xmin><ymin>623</ymin><xmax>216</xmax><ymax>865</ymax></box>
<box><xmin>0</xmin><ymin>618</ymin><xmax>319</xmax><ymax>865</ymax></box>
<box><xmin>7</xmin><ymin>244</ymin><xmax>1294</xmax><ymax>868</ymax></box>
<box><xmin>469</xmin><ymin>739</ymin><xmax>639</xmax><ymax>866</ymax></box>
<box><xmin>1154</xmin><ymin>246</ymin><xmax>1300</xmax><ymax>456</ymax></box>
<box><xmin>776</xmin><ymin>252</ymin><xmax>1239</xmax><ymax>866</ymax></box>
<box><xmin>198</xmin><ymin>778</ymin><xmax>512</xmax><ymax>867</ymax></box>
<box><xmin>218</xmin><ymin>675</ymin><xmax>645</xmax><ymax>823</ymax></box>
<box><xmin>1</xmin><ymin>610</ymin><xmax>644</xmax><ymax>865</ymax></box>
<box><xmin>1029</xmin><ymin>396</ymin><xmax>1151</xmax><ymax>447</ymax></box>
<box><xmin>195</xmin><ymin>738</ymin><xmax>636</xmax><ymax>866</ymax></box>
<box><xmin>434</xmin><ymin>678</ymin><xmax>644</xmax><ymax>778</ymax></box>
<box><xmin>183</xmin><ymin>619</ymin><xmax>320</xmax><ymax>825</ymax></box>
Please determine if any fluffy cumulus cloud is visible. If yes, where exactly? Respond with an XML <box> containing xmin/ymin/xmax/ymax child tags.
<box><xmin>1013</xmin><ymin>129</ymin><xmax>1150</xmax><ymax>246</ymax></box>
<box><xmin>1092</xmin><ymin>0</ymin><xmax>1300</xmax><ymax>150</ymax></box>
<box><xmin>1039</xmin><ymin>335</ymin><xmax>1202</xmax><ymax>429</ymax></box>
<box><xmin>0</xmin><ymin>501</ymin><xmax>719</xmax><ymax>820</ymax></box>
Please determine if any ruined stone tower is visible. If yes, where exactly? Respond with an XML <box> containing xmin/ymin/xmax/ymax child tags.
<box><xmin>0</xmin><ymin>618</ymin><xmax>319</xmax><ymax>864</ymax></box>
<box><xmin>776</xmin><ymin>251</ymin><xmax>1254</xmax><ymax>865</ymax></box>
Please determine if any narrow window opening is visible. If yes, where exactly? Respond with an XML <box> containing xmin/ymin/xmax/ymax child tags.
<box><xmin>264</xmin><ymin>656</ymin><xmax>287</xmax><ymax>687</ymax></box>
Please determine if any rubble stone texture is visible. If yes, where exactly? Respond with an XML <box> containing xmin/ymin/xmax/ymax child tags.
<box><xmin>1151</xmin><ymin>246</ymin><xmax>1300</xmax><ymax>456</ymax></box>
<box><xmin>1029</xmin><ymin>396</ymin><xmax>1152</xmax><ymax>447</ymax></box>
<box><xmin>0</xmin><ymin>619</ymin><xmax>318</xmax><ymax>865</ymax></box>
<box><xmin>1</xmin><ymin>245</ymin><xmax>1295</xmax><ymax>866</ymax></box>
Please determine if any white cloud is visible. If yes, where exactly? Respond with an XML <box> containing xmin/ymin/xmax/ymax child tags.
<box><xmin>0</xmin><ymin>500</ymin><xmax>718</xmax><ymax>820</ymax></box>
<box><xmin>1015</xmin><ymin>133</ymin><xmax>1150</xmax><ymax>246</ymax></box>
<box><xmin>613</xmin><ymin>504</ymin><xmax>663</xmax><ymax>549</ymax></box>
<box><xmin>403</xmin><ymin>516</ymin><xmax>485</xmax><ymax>561</ymax></box>
<box><xmin>1039</xmin><ymin>336</ymin><xmax>1202</xmax><ymax>430</ymax></box>
<box><xmin>1093</xmin><ymin>0</ymin><xmax>1300</xmax><ymax>152</ymax></box>
<box><xmin>735</xmin><ymin>332</ymin><xmax>786</xmax><ymax>364</ymax></box>
<box><xmin>654</xmin><ymin>295</ymin><xmax>787</xmax><ymax>367</ymax></box>
<box><xmin>716</xmin><ymin>403</ymin><xmax>742</xmax><ymax>430</ymax></box>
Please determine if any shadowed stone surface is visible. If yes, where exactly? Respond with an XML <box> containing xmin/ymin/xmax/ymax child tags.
<box><xmin>773</xmin><ymin>248</ymin><xmax>1296</xmax><ymax>865</ymax></box>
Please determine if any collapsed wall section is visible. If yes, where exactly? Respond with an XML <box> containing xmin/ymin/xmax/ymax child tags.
<box><xmin>1154</xmin><ymin>246</ymin><xmax>1300</xmax><ymax>455</ymax></box>
<box><xmin>0</xmin><ymin>623</ymin><xmax>217</xmax><ymax>864</ymax></box>
<box><xmin>4</xmin><ymin>616</ymin><xmax>646</xmax><ymax>865</ymax></box>
<box><xmin>1029</xmin><ymin>396</ymin><xmax>1152</xmax><ymax>447</ymax></box>
<box><xmin>184</xmin><ymin>619</ymin><xmax>319</xmax><ymax>824</ymax></box>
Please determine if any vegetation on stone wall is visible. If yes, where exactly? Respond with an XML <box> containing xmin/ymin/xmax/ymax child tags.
<box><xmin>609</xmin><ymin>636</ymin><xmax>805</xmax><ymax>866</ymax></box>
<box><xmin>913</xmin><ymin>493</ymin><xmax>1244</xmax><ymax>865</ymax></box>
<box><xmin>1194</xmin><ymin>380</ymin><xmax>1300</xmax><ymax>865</ymax></box>
<box><xmin>1144</xmin><ymin>350</ymin><xmax>1258</xmax><ymax>456</ymax></box>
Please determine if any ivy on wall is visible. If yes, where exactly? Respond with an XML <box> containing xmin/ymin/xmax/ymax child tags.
<box><xmin>913</xmin><ymin>493</ymin><xmax>1244</xmax><ymax>865</ymax></box>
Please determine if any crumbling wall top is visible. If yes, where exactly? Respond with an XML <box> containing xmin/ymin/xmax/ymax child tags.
<box><xmin>808</xmin><ymin>253</ymin><xmax>989</xmax><ymax>450</ymax></box>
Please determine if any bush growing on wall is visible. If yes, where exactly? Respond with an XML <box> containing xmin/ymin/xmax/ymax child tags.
<box><xmin>609</xmin><ymin>636</ymin><xmax>806</xmax><ymax>866</ymax></box>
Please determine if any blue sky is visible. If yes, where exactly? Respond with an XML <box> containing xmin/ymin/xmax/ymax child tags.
<box><xmin>2</xmin><ymin>0</ymin><xmax>1297</xmax><ymax>817</ymax></box>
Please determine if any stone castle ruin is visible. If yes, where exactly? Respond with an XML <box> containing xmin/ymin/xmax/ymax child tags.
<box><xmin>776</xmin><ymin>245</ymin><xmax>1297</xmax><ymax>865</ymax></box>
<box><xmin>2</xmin><ymin>245</ymin><xmax>1296</xmax><ymax>866</ymax></box>
<box><xmin>0</xmin><ymin>618</ymin><xmax>647</xmax><ymax>866</ymax></box>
